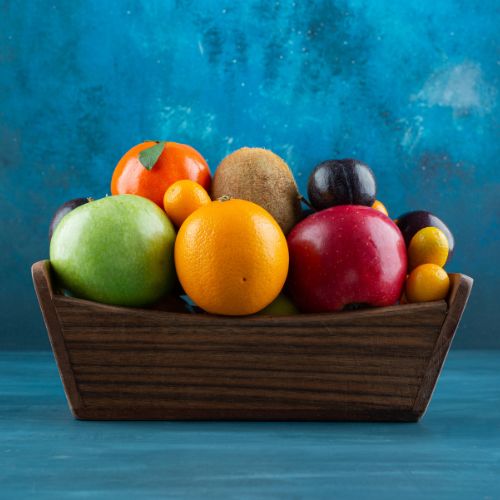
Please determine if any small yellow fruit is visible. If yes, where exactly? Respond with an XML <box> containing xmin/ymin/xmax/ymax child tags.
<box><xmin>408</xmin><ymin>226</ymin><xmax>449</xmax><ymax>270</ymax></box>
<box><xmin>163</xmin><ymin>180</ymin><xmax>211</xmax><ymax>227</ymax></box>
<box><xmin>372</xmin><ymin>200</ymin><xmax>388</xmax><ymax>216</ymax></box>
<box><xmin>406</xmin><ymin>264</ymin><xmax>450</xmax><ymax>303</ymax></box>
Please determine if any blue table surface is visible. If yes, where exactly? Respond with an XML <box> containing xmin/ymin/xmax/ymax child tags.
<box><xmin>1</xmin><ymin>351</ymin><xmax>499</xmax><ymax>499</ymax></box>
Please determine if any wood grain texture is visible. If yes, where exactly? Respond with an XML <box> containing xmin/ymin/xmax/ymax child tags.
<box><xmin>31</xmin><ymin>260</ymin><xmax>473</xmax><ymax>421</ymax></box>
<box><xmin>31</xmin><ymin>260</ymin><xmax>83</xmax><ymax>416</ymax></box>
<box><xmin>412</xmin><ymin>273</ymin><xmax>473</xmax><ymax>417</ymax></box>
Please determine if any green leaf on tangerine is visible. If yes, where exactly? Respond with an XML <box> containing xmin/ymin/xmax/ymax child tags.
<box><xmin>139</xmin><ymin>141</ymin><xmax>166</xmax><ymax>171</ymax></box>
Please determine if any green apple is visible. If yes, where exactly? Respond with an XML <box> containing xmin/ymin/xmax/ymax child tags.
<box><xmin>50</xmin><ymin>194</ymin><xmax>176</xmax><ymax>306</ymax></box>
<box><xmin>257</xmin><ymin>293</ymin><xmax>299</xmax><ymax>315</ymax></box>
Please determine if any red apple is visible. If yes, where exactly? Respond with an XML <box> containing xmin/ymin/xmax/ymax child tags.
<box><xmin>286</xmin><ymin>205</ymin><xmax>407</xmax><ymax>312</ymax></box>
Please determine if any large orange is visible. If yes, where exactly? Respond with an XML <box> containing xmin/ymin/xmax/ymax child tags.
<box><xmin>111</xmin><ymin>141</ymin><xmax>211</xmax><ymax>207</ymax></box>
<box><xmin>175</xmin><ymin>198</ymin><xmax>289</xmax><ymax>315</ymax></box>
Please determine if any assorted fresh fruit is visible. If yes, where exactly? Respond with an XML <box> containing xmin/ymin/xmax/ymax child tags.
<box><xmin>48</xmin><ymin>141</ymin><xmax>457</xmax><ymax>315</ymax></box>
<box><xmin>396</xmin><ymin>210</ymin><xmax>454</xmax><ymax>260</ymax></box>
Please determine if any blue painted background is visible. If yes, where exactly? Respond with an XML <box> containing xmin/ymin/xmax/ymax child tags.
<box><xmin>1</xmin><ymin>0</ymin><xmax>498</xmax><ymax>349</ymax></box>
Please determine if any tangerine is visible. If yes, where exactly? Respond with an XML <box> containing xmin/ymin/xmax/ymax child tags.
<box><xmin>406</xmin><ymin>263</ymin><xmax>450</xmax><ymax>303</ymax></box>
<box><xmin>111</xmin><ymin>141</ymin><xmax>211</xmax><ymax>207</ymax></box>
<box><xmin>372</xmin><ymin>200</ymin><xmax>388</xmax><ymax>216</ymax></box>
<box><xmin>408</xmin><ymin>226</ymin><xmax>449</xmax><ymax>270</ymax></box>
<box><xmin>163</xmin><ymin>180</ymin><xmax>211</xmax><ymax>227</ymax></box>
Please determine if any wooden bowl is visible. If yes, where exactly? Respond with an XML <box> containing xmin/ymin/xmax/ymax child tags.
<box><xmin>32</xmin><ymin>260</ymin><xmax>472</xmax><ymax>422</ymax></box>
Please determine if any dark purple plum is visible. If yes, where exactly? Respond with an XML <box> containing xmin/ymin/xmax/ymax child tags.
<box><xmin>49</xmin><ymin>197</ymin><xmax>92</xmax><ymax>240</ymax></box>
<box><xmin>307</xmin><ymin>159</ymin><xmax>376</xmax><ymax>210</ymax></box>
<box><xmin>396</xmin><ymin>210</ymin><xmax>454</xmax><ymax>259</ymax></box>
<box><xmin>299</xmin><ymin>208</ymin><xmax>316</xmax><ymax>221</ymax></box>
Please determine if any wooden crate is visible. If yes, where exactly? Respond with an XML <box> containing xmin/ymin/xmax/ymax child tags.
<box><xmin>32</xmin><ymin>260</ymin><xmax>472</xmax><ymax>421</ymax></box>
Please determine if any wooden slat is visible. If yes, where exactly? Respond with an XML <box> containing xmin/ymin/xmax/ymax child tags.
<box><xmin>79</xmin><ymin>391</ymin><xmax>415</xmax><ymax>409</ymax></box>
<box><xmin>71</xmin><ymin>406</ymin><xmax>421</xmax><ymax>422</ymax></box>
<box><xmin>54</xmin><ymin>294</ymin><xmax>447</xmax><ymax>328</ymax></box>
<box><xmin>74</xmin><ymin>369</ymin><xmax>420</xmax><ymax>388</ymax></box>
<box><xmin>68</xmin><ymin>349</ymin><xmax>430</xmax><ymax>374</ymax></box>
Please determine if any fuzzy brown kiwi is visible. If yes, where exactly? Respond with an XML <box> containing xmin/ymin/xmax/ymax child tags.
<box><xmin>212</xmin><ymin>147</ymin><xmax>302</xmax><ymax>234</ymax></box>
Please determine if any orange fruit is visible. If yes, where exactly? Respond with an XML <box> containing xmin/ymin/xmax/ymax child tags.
<box><xmin>408</xmin><ymin>227</ymin><xmax>449</xmax><ymax>270</ymax></box>
<box><xmin>406</xmin><ymin>264</ymin><xmax>450</xmax><ymax>303</ymax></box>
<box><xmin>372</xmin><ymin>200</ymin><xmax>388</xmax><ymax>216</ymax></box>
<box><xmin>175</xmin><ymin>198</ymin><xmax>289</xmax><ymax>315</ymax></box>
<box><xmin>163</xmin><ymin>180</ymin><xmax>211</xmax><ymax>227</ymax></box>
<box><xmin>111</xmin><ymin>141</ymin><xmax>211</xmax><ymax>207</ymax></box>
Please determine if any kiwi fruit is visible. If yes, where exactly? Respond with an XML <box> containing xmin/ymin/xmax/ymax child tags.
<box><xmin>212</xmin><ymin>147</ymin><xmax>302</xmax><ymax>234</ymax></box>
